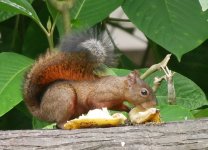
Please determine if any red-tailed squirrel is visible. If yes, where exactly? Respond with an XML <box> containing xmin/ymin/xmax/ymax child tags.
<box><xmin>23</xmin><ymin>30</ymin><xmax>157</xmax><ymax>128</ymax></box>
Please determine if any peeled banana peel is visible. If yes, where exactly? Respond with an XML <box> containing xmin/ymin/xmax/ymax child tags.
<box><xmin>64</xmin><ymin>108</ymin><xmax>127</xmax><ymax>130</ymax></box>
<box><xmin>64</xmin><ymin>107</ymin><xmax>161</xmax><ymax>130</ymax></box>
<box><xmin>129</xmin><ymin>107</ymin><xmax>161</xmax><ymax>124</ymax></box>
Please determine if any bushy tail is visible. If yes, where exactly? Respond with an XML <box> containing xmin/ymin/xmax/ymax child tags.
<box><xmin>23</xmin><ymin>29</ymin><xmax>117</xmax><ymax>118</ymax></box>
<box><xmin>59</xmin><ymin>28</ymin><xmax>117</xmax><ymax>67</ymax></box>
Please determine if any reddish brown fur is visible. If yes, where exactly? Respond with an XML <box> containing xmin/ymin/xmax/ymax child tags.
<box><xmin>32</xmin><ymin>51</ymin><xmax>97</xmax><ymax>85</ymax></box>
<box><xmin>24</xmin><ymin>50</ymin><xmax>156</xmax><ymax>129</ymax></box>
<box><xmin>23</xmin><ymin>51</ymin><xmax>98</xmax><ymax>121</ymax></box>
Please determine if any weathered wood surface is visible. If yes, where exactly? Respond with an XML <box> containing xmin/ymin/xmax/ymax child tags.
<box><xmin>0</xmin><ymin>119</ymin><xmax>208</xmax><ymax>150</ymax></box>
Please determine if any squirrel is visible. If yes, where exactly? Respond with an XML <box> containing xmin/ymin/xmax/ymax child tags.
<box><xmin>23</xmin><ymin>29</ymin><xmax>157</xmax><ymax>129</ymax></box>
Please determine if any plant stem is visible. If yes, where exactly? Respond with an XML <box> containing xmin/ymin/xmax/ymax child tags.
<box><xmin>11</xmin><ymin>15</ymin><xmax>20</xmax><ymax>50</ymax></box>
<box><xmin>161</xmin><ymin>66</ymin><xmax>176</xmax><ymax>104</ymax></box>
<box><xmin>38</xmin><ymin>22</ymin><xmax>54</xmax><ymax>50</ymax></box>
<box><xmin>62</xmin><ymin>8</ymin><xmax>71</xmax><ymax>33</ymax></box>
<box><xmin>38</xmin><ymin>22</ymin><xmax>49</xmax><ymax>37</ymax></box>
<box><xmin>47</xmin><ymin>33</ymin><xmax>54</xmax><ymax>51</ymax></box>
<box><xmin>152</xmin><ymin>75</ymin><xmax>166</xmax><ymax>93</ymax></box>
<box><xmin>140</xmin><ymin>54</ymin><xmax>171</xmax><ymax>79</ymax></box>
<box><xmin>47</xmin><ymin>14</ymin><xmax>59</xmax><ymax>51</ymax></box>
<box><xmin>48</xmin><ymin>0</ymin><xmax>73</xmax><ymax>34</ymax></box>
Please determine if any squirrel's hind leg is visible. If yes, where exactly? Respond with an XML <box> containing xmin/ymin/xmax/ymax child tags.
<box><xmin>40</xmin><ymin>81</ymin><xmax>76</xmax><ymax>129</ymax></box>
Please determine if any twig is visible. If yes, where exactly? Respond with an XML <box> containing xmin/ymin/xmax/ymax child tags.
<box><xmin>48</xmin><ymin>0</ymin><xmax>74</xmax><ymax>34</ymax></box>
<box><xmin>161</xmin><ymin>66</ymin><xmax>176</xmax><ymax>104</ymax></box>
<box><xmin>47</xmin><ymin>14</ymin><xmax>59</xmax><ymax>51</ymax></box>
<box><xmin>152</xmin><ymin>75</ymin><xmax>166</xmax><ymax>93</ymax></box>
<box><xmin>140</xmin><ymin>54</ymin><xmax>171</xmax><ymax>80</ymax></box>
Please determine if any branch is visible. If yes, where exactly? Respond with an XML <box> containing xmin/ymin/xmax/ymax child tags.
<box><xmin>162</xmin><ymin>66</ymin><xmax>176</xmax><ymax>104</ymax></box>
<box><xmin>140</xmin><ymin>54</ymin><xmax>171</xmax><ymax>80</ymax></box>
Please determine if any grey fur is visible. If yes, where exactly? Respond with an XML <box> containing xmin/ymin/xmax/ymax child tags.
<box><xmin>58</xmin><ymin>29</ymin><xmax>117</xmax><ymax>67</ymax></box>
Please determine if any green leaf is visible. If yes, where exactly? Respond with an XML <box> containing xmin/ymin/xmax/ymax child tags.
<box><xmin>112</xmin><ymin>68</ymin><xmax>131</xmax><ymax>76</ymax></box>
<box><xmin>143</xmin><ymin>70</ymin><xmax>208</xmax><ymax>110</ymax></box>
<box><xmin>48</xmin><ymin>0</ymin><xmax>118</xmax><ymax>36</ymax></box>
<box><xmin>122</xmin><ymin>0</ymin><xmax>208</xmax><ymax>60</ymax></box>
<box><xmin>22</xmin><ymin>6</ymin><xmax>50</xmax><ymax>58</ymax></box>
<box><xmin>112</xmin><ymin>68</ymin><xmax>208</xmax><ymax>110</ymax></box>
<box><xmin>0</xmin><ymin>52</ymin><xmax>33</xmax><ymax>117</ymax></box>
<box><xmin>32</xmin><ymin>117</ymin><xmax>55</xmax><ymax>129</ymax></box>
<box><xmin>0</xmin><ymin>0</ymin><xmax>34</xmax><ymax>22</ymax></box>
<box><xmin>109</xmin><ymin>110</ymin><xmax>129</xmax><ymax>119</ymax></box>
<box><xmin>159</xmin><ymin>105</ymin><xmax>194</xmax><ymax>122</ymax></box>
<box><xmin>46</xmin><ymin>0</ymin><xmax>123</xmax><ymax>35</ymax></box>
<box><xmin>153</xmin><ymin>40</ymin><xmax>208</xmax><ymax>97</ymax></box>
<box><xmin>193</xmin><ymin>108</ymin><xmax>208</xmax><ymax>118</ymax></box>
<box><xmin>174</xmin><ymin>41</ymin><xmax>208</xmax><ymax>97</ymax></box>
<box><xmin>0</xmin><ymin>11</ymin><xmax>16</xmax><ymax>22</ymax></box>
<box><xmin>0</xmin><ymin>0</ymin><xmax>41</xmax><ymax>25</ymax></box>
<box><xmin>71</xmin><ymin>0</ymin><xmax>123</xmax><ymax>28</ymax></box>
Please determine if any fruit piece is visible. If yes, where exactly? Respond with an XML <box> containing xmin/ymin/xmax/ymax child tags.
<box><xmin>129</xmin><ymin>107</ymin><xmax>161</xmax><ymax>124</ymax></box>
<box><xmin>64</xmin><ymin>108</ymin><xmax>127</xmax><ymax>130</ymax></box>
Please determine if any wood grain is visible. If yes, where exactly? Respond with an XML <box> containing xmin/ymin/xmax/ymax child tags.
<box><xmin>0</xmin><ymin>119</ymin><xmax>208</xmax><ymax>150</ymax></box>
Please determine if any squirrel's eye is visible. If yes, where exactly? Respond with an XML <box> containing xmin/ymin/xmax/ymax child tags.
<box><xmin>140</xmin><ymin>88</ymin><xmax>149</xmax><ymax>97</ymax></box>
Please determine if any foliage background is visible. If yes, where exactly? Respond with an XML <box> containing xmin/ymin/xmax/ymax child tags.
<box><xmin>0</xmin><ymin>0</ymin><xmax>208</xmax><ymax>129</ymax></box>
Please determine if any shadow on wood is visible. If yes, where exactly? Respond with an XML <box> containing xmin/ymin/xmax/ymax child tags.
<box><xmin>0</xmin><ymin>119</ymin><xmax>208</xmax><ymax>150</ymax></box>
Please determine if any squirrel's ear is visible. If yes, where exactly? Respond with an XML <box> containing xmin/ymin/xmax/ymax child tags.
<box><xmin>127</xmin><ymin>70</ymin><xmax>138</xmax><ymax>86</ymax></box>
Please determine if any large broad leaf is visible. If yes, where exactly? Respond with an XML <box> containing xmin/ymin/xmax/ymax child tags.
<box><xmin>157</xmin><ymin>40</ymin><xmax>208</xmax><ymax>97</ymax></box>
<box><xmin>193</xmin><ymin>108</ymin><xmax>208</xmax><ymax>118</ymax></box>
<box><xmin>22</xmin><ymin>4</ymin><xmax>50</xmax><ymax>58</ymax></box>
<box><xmin>46</xmin><ymin>0</ymin><xmax>123</xmax><ymax>35</ymax></box>
<box><xmin>0</xmin><ymin>0</ymin><xmax>34</xmax><ymax>22</ymax></box>
<box><xmin>32</xmin><ymin>117</ymin><xmax>55</xmax><ymax>129</ymax></box>
<box><xmin>142</xmin><ymin>69</ymin><xmax>208</xmax><ymax>110</ymax></box>
<box><xmin>159</xmin><ymin>105</ymin><xmax>194</xmax><ymax>122</ymax></box>
<box><xmin>112</xmin><ymin>68</ymin><xmax>208</xmax><ymax>110</ymax></box>
<box><xmin>71</xmin><ymin>0</ymin><xmax>123</xmax><ymax>28</ymax></box>
<box><xmin>0</xmin><ymin>0</ymin><xmax>41</xmax><ymax>25</ymax></box>
<box><xmin>0</xmin><ymin>52</ymin><xmax>33</xmax><ymax>117</ymax></box>
<box><xmin>122</xmin><ymin>0</ymin><xmax>208</xmax><ymax>60</ymax></box>
<box><xmin>0</xmin><ymin>11</ymin><xmax>16</xmax><ymax>22</ymax></box>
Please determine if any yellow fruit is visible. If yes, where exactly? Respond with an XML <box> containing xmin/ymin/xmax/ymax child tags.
<box><xmin>129</xmin><ymin>107</ymin><xmax>161</xmax><ymax>124</ymax></box>
<box><xmin>64</xmin><ymin>108</ymin><xmax>127</xmax><ymax>130</ymax></box>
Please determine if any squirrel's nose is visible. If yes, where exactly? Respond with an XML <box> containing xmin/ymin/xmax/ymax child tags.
<box><xmin>151</xmin><ymin>97</ymin><xmax>157</xmax><ymax>106</ymax></box>
<box><xmin>153</xmin><ymin>99</ymin><xmax>157</xmax><ymax>106</ymax></box>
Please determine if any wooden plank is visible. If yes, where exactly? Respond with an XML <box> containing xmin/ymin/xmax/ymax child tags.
<box><xmin>0</xmin><ymin>119</ymin><xmax>208</xmax><ymax>150</ymax></box>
